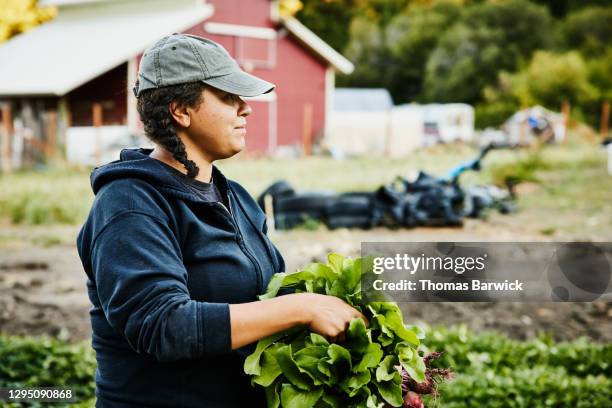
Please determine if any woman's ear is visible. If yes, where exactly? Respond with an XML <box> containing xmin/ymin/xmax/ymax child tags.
<box><xmin>169</xmin><ymin>101</ymin><xmax>191</xmax><ymax>128</ymax></box>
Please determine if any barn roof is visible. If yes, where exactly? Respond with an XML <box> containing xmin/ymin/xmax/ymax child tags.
<box><xmin>334</xmin><ymin>88</ymin><xmax>393</xmax><ymax>112</ymax></box>
<box><xmin>0</xmin><ymin>0</ymin><xmax>213</xmax><ymax>97</ymax></box>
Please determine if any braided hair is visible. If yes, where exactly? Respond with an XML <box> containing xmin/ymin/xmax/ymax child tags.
<box><xmin>136</xmin><ymin>81</ymin><xmax>206</xmax><ymax>178</ymax></box>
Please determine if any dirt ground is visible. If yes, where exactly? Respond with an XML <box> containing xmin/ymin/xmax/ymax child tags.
<box><xmin>0</xmin><ymin>213</ymin><xmax>610</xmax><ymax>343</ymax></box>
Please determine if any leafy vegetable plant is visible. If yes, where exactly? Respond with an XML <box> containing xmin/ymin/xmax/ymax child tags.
<box><xmin>244</xmin><ymin>254</ymin><xmax>451</xmax><ymax>408</ymax></box>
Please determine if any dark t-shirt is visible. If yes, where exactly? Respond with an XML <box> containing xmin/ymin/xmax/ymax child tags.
<box><xmin>157</xmin><ymin>161</ymin><xmax>229</xmax><ymax>209</ymax></box>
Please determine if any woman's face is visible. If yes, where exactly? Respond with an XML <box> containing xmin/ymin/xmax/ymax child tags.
<box><xmin>184</xmin><ymin>86</ymin><xmax>252</xmax><ymax>161</ymax></box>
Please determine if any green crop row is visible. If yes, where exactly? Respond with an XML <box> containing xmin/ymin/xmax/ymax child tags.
<box><xmin>0</xmin><ymin>325</ymin><xmax>610</xmax><ymax>407</ymax></box>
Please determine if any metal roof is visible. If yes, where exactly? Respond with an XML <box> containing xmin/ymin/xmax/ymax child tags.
<box><xmin>334</xmin><ymin>88</ymin><xmax>393</xmax><ymax>112</ymax></box>
<box><xmin>0</xmin><ymin>0</ymin><xmax>213</xmax><ymax>97</ymax></box>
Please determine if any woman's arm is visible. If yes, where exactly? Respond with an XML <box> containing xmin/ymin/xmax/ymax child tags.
<box><xmin>229</xmin><ymin>292</ymin><xmax>367</xmax><ymax>349</ymax></box>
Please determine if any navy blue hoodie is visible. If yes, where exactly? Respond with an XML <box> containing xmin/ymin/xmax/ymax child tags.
<box><xmin>76</xmin><ymin>148</ymin><xmax>285</xmax><ymax>407</ymax></box>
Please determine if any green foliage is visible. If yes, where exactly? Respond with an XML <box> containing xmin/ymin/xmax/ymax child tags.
<box><xmin>587</xmin><ymin>48</ymin><xmax>612</xmax><ymax>100</ymax></box>
<box><xmin>245</xmin><ymin>254</ymin><xmax>426</xmax><ymax>407</ymax></box>
<box><xmin>423</xmin><ymin>326</ymin><xmax>612</xmax><ymax>407</ymax></box>
<box><xmin>508</xmin><ymin>51</ymin><xmax>597</xmax><ymax>110</ymax></box>
<box><xmin>435</xmin><ymin>367</ymin><xmax>611</xmax><ymax>407</ymax></box>
<box><xmin>339</xmin><ymin>17</ymin><xmax>389</xmax><ymax>89</ymax></box>
<box><xmin>0</xmin><ymin>167</ymin><xmax>93</xmax><ymax>225</ymax></box>
<box><xmin>423</xmin><ymin>0</ymin><xmax>552</xmax><ymax>105</ymax></box>
<box><xmin>295</xmin><ymin>0</ymin><xmax>612</xmax><ymax>129</ymax></box>
<box><xmin>423</xmin><ymin>23</ymin><xmax>504</xmax><ymax>104</ymax></box>
<box><xmin>563</xmin><ymin>6</ymin><xmax>612</xmax><ymax>56</ymax></box>
<box><xmin>296</xmin><ymin>0</ymin><xmax>411</xmax><ymax>55</ymax></box>
<box><xmin>295</xmin><ymin>0</ymin><xmax>358</xmax><ymax>53</ymax></box>
<box><xmin>474</xmin><ymin>101</ymin><xmax>516</xmax><ymax>129</ymax></box>
<box><xmin>0</xmin><ymin>334</ymin><xmax>96</xmax><ymax>406</ymax></box>
<box><xmin>531</xmin><ymin>0</ymin><xmax>612</xmax><ymax>18</ymax></box>
<box><xmin>487</xmin><ymin>147</ymin><xmax>553</xmax><ymax>186</ymax></box>
<box><xmin>384</xmin><ymin>1</ymin><xmax>462</xmax><ymax>101</ymax></box>
<box><xmin>424</xmin><ymin>326</ymin><xmax>611</xmax><ymax>377</ymax></box>
<box><xmin>2</xmin><ymin>324</ymin><xmax>610</xmax><ymax>408</ymax></box>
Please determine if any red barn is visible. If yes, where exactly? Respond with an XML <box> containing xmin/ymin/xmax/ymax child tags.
<box><xmin>0</xmin><ymin>0</ymin><xmax>353</xmax><ymax>169</ymax></box>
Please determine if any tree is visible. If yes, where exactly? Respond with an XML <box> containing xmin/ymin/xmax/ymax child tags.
<box><xmin>563</xmin><ymin>6</ymin><xmax>612</xmax><ymax>57</ymax></box>
<box><xmin>422</xmin><ymin>0</ymin><xmax>552</xmax><ymax>104</ymax></box>
<box><xmin>423</xmin><ymin>23</ymin><xmax>505</xmax><ymax>103</ymax></box>
<box><xmin>337</xmin><ymin>16</ymin><xmax>389</xmax><ymax>88</ymax></box>
<box><xmin>509</xmin><ymin>51</ymin><xmax>597</xmax><ymax>111</ymax></box>
<box><xmin>0</xmin><ymin>0</ymin><xmax>56</xmax><ymax>42</ymax></box>
<box><xmin>531</xmin><ymin>0</ymin><xmax>612</xmax><ymax>18</ymax></box>
<box><xmin>296</xmin><ymin>0</ymin><xmax>360</xmax><ymax>53</ymax></box>
<box><xmin>385</xmin><ymin>1</ymin><xmax>463</xmax><ymax>102</ymax></box>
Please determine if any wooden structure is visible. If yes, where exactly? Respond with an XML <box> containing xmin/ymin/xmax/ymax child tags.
<box><xmin>0</xmin><ymin>0</ymin><xmax>353</xmax><ymax>170</ymax></box>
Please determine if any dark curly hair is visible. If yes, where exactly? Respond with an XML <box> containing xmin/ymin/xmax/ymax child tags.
<box><xmin>136</xmin><ymin>81</ymin><xmax>207</xmax><ymax>178</ymax></box>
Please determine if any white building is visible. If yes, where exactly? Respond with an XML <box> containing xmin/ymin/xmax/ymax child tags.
<box><xmin>325</xmin><ymin>89</ymin><xmax>475</xmax><ymax>157</ymax></box>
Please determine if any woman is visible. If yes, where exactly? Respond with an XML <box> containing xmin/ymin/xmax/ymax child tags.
<box><xmin>76</xmin><ymin>34</ymin><xmax>365</xmax><ymax>407</ymax></box>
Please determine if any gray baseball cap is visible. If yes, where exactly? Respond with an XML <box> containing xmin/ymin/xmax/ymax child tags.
<box><xmin>133</xmin><ymin>33</ymin><xmax>275</xmax><ymax>97</ymax></box>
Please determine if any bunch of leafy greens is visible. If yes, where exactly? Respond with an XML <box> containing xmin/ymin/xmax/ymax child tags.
<box><xmin>244</xmin><ymin>254</ymin><xmax>427</xmax><ymax>408</ymax></box>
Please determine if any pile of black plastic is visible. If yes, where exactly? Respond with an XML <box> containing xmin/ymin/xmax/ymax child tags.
<box><xmin>256</xmin><ymin>144</ymin><xmax>518</xmax><ymax>231</ymax></box>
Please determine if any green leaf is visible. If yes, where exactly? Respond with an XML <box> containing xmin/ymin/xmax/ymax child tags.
<box><xmin>366</xmin><ymin>393</ymin><xmax>385</xmax><ymax>408</ymax></box>
<box><xmin>354</xmin><ymin>343</ymin><xmax>383</xmax><ymax>373</ymax></box>
<box><xmin>252</xmin><ymin>344</ymin><xmax>283</xmax><ymax>387</ymax></box>
<box><xmin>294</xmin><ymin>346</ymin><xmax>329</xmax><ymax>385</ymax></box>
<box><xmin>395</xmin><ymin>341</ymin><xmax>425</xmax><ymax>383</ymax></box>
<box><xmin>346</xmin><ymin>318</ymin><xmax>370</xmax><ymax>354</ymax></box>
<box><xmin>401</xmin><ymin>350</ymin><xmax>426</xmax><ymax>384</ymax></box>
<box><xmin>316</xmin><ymin>394</ymin><xmax>342</xmax><ymax>408</ymax></box>
<box><xmin>373</xmin><ymin>378</ymin><xmax>403</xmax><ymax>407</ymax></box>
<box><xmin>340</xmin><ymin>370</ymin><xmax>371</xmax><ymax>397</ymax></box>
<box><xmin>328</xmin><ymin>253</ymin><xmax>345</xmax><ymax>274</ymax></box>
<box><xmin>259</xmin><ymin>272</ymin><xmax>288</xmax><ymax>300</ymax></box>
<box><xmin>280</xmin><ymin>383</ymin><xmax>323</xmax><ymax>408</ymax></box>
<box><xmin>294</xmin><ymin>355</ymin><xmax>325</xmax><ymax>386</ymax></box>
<box><xmin>407</xmin><ymin>324</ymin><xmax>426</xmax><ymax>340</ymax></box>
<box><xmin>374</xmin><ymin>355</ymin><xmax>404</xmax><ymax>407</ymax></box>
<box><xmin>283</xmin><ymin>270</ymin><xmax>316</xmax><ymax>286</ymax></box>
<box><xmin>275</xmin><ymin>345</ymin><xmax>313</xmax><ymax>391</ymax></box>
<box><xmin>327</xmin><ymin>278</ymin><xmax>349</xmax><ymax>299</ymax></box>
<box><xmin>376</xmin><ymin>355</ymin><xmax>400</xmax><ymax>382</ymax></box>
<box><xmin>338</xmin><ymin>257</ymin><xmax>360</xmax><ymax>294</ymax></box>
<box><xmin>295</xmin><ymin>345</ymin><xmax>328</xmax><ymax>360</ymax></box>
<box><xmin>348</xmin><ymin>385</ymin><xmax>372</xmax><ymax>406</ymax></box>
<box><xmin>384</xmin><ymin>307</ymin><xmax>420</xmax><ymax>347</ymax></box>
<box><xmin>306</xmin><ymin>263</ymin><xmax>338</xmax><ymax>282</ymax></box>
<box><xmin>264</xmin><ymin>379</ymin><xmax>281</xmax><ymax>408</ymax></box>
<box><xmin>260</xmin><ymin>270</ymin><xmax>320</xmax><ymax>300</ymax></box>
<box><xmin>244</xmin><ymin>330</ymin><xmax>287</xmax><ymax>375</ymax></box>
<box><xmin>306</xmin><ymin>333</ymin><xmax>330</xmax><ymax>347</ymax></box>
<box><xmin>317</xmin><ymin>360</ymin><xmax>333</xmax><ymax>384</ymax></box>
<box><xmin>327</xmin><ymin>344</ymin><xmax>352</xmax><ymax>378</ymax></box>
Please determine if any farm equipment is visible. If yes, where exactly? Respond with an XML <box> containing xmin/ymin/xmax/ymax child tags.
<box><xmin>258</xmin><ymin>144</ymin><xmax>516</xmax><ymax>230</ymax></box>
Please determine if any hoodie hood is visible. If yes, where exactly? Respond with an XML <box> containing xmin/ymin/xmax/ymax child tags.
<box><xmin>90</xmin><ymin>148</ymin><xmax>230</xmax><ymax>203</ymax></box>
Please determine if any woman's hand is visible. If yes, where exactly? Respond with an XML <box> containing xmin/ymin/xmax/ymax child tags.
<box><xmin>229</xmin><ymin>292</ymin><xmax>368</xmax><ymax>350</ymax></box>
<box><xmin>298</xmin><ymin>293</ymin><xmax>368</xmax><ymax>343</ymax></box>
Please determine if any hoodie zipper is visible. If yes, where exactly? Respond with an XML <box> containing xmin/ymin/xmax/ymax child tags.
<box><xmin>213</xmin><ymin>193</ymin><xmax>264</xmax><ymax>295</ymax></box>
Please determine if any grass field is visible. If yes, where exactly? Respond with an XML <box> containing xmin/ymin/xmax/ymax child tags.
<box><xmin>0</xmin><ymin>133</ymin><xmax>610</xmax><ymax>242</ymax></box>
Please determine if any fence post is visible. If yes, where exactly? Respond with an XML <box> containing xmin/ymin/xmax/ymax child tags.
<box><xmin>1</xmin><ymin>104</ymin><xmax>13</xmax><ymax>174</ymax></box>
<box><xmin>600</xmin><ymin>100</ymin><xmax>610</xmax><ymax>137</ymax></box>
<box><xmin>302</xmin><ymin>103</ymin><xmax>312</xmax><ymax>156</ymax></box>
<box><xmin>93</xmin><ymin>102</ymin><xmax>103</xmax><ymax>165</ymax></box>
<box><xmin>46</xmin><ymin>110</ymin><xmax>57</xmax><ymax>161</ymax></box>
<box><xmin>561</xmin><ymin>100</ymin><xmax>571</xmax><ymax>143</ymax></box>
